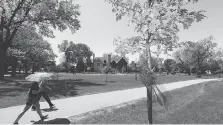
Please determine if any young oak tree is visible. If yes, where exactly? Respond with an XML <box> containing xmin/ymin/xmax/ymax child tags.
<box><xmin>106</xmin><ymin>0</ymin><xmax>206</xmax><ymax>123</ymax></box>
<box><xmin>0</xmin><ymin>0</ymin><xmax>81</xmax><ymax>80</ymax></box>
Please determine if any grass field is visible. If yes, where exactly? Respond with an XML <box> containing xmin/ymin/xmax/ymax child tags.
<box><xmin>0</xmin><ymin>73</ymin><xmax>209</xmax><ymax>109</ymax></box>
<box><xmin>71</xmin><ymin>80</ymin><xmax>223</xmax><ymax>124</ymax></box>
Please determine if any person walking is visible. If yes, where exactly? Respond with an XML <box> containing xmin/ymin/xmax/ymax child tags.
<box><xmin>31</xmin><ymin>78</ymin><xmax>55</xmax><ymax>110</ymax></box>
<box><xmin>14</xmin><ymin>82</ymin><xmax>48</xmax><ymax>124</ymax></box>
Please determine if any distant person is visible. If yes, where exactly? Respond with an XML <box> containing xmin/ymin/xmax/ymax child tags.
<box><xmin>31</xmin><ymin>78</ymin><xmax>55</xmax><ymax>111</ymax></box>
<box><xmin>14</xmin><ymin>82</ymin><xmax>48</xmax><ymax>124</ymax></box>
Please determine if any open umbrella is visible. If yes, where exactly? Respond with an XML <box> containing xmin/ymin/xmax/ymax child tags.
<box><xmin>25</xmin><ymin>72</ymin><xmax>57</xmax><ymax>82</ymax></box>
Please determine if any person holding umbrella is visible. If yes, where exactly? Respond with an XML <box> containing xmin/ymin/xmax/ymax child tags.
<box><xmin>31</xmin><ymin>78</ymin><xmax>55</xmax><ymax>110</ymax></box>
<box><xmin>13</xmin><ymin>82</ymin><xmax>48</xmax><ymax>124</ymax></box>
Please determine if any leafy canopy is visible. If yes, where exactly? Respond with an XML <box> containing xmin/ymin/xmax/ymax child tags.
<box><xmin>0</xmin><ymin>0</ymin><xmax>81</xmax><ymax>46</ymax></box>
<box><xmin>107</xmin><ymin>0</ymin><xmax>206</xmax><ymax>55</ymax></box>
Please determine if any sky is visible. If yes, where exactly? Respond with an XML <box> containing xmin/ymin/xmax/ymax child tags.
<box><xmin>44</xmin><ymin>0</ymin><xmax>223</xmax><ymax>64</ymax></box>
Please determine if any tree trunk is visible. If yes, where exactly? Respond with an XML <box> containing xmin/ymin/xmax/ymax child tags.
<box><xmin>24</xmin><ymin>60</ymin><xmax>28</xmax><ymax>76</ymax></box>
<box><xmin>19</xmin><ymin>65</ymin><xmax>21</xmax><ymax>74</ymax></box>
<box><xmin>0</xmin><ymin>46</ymin><xmax>7</xmax><ymax>80</ymax></box>
<box><xmin>32</xmin><ymin>63</ymin><xmax>35</xmax><ymax>74</ymax></box>
<box><xmin>146</xmin><ymin>42</ymin><xmax>153</xmax><ymax>124</ymax></box>
<box><xmin>11</xmin><ymin>56</ymin><xmax>17</xmax><ymax>77</ymax></box>
<box><xmin>135</xmin><ymin>72</ymin><xmax>137</xmax><ymax>80</ymax></box>
<box><xmin>146</xmin><ymin>43</ymin><xmax>152</xmax><ymax>71</ymax></box>
<box><xmin>147</xmin><ymin>87</ymin><xmax>153</xmax><ymax>124</ymax></box>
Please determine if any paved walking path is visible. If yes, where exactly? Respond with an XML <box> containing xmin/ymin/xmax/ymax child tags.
<box><xmin>0</xmin><ymin>78</ymin><xmax>222</xmax><ymax>124</ymax></box>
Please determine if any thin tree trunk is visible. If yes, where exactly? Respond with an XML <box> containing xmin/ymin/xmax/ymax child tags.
<box><xmin>19</xmin><ymin>65</ymin><xmax>21</xmax><ymax>74</ymax></box>
<box><xmin>32</xmin><ymin>63</ymin><xmax>34</xmax><ymax>73</ymax></box>
<box><xmin>11</xmin><ymin>56</ymin><xmax>17</xmax><ymax>77</ymax></box>
<box><xmin>147</xmin><ymin>87</ymin><xmax>153</xmax><ymax>124</ymax></box>
<box><xmin>135</xmin><ymin>72</ymin><xmax>137</xmax><ymax>80</ymax></box>
<box><xmin>105</xmin><ymin>73</ymin><xmax>107</xmax><ymax>82</ymax></box>
<box><xmin>146</xmin><ymin>42</ymin><xmax>153</xmax><ymax>124</ymax></box>
<box><xmin>24</xmin><ymin>60</ymin><xmax>28</xmax><ymax>76</ymax></box>
<box><xmin>0</xmin><ymin>46</ymin><xmax>7</xmax><ymax>80</ymax></box>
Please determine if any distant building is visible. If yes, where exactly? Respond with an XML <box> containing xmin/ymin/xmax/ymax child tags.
<box><xmin>116</xmin><ymin>58</ymin><xmax>128</xmax><ymax>73</ymax></box>
<box><xmin>93</xmin><ymin>57</ymin><xmax>103</xmax><ymax>73</ymax></box>
<box><xmin>93</xmin><ymin>55</ymin><xmax>128</xmax><ymax>73</ymax></box>
<box><xmin>110</xmin><ymin>60</ymin><xmax>117</xmax><ymax>68</ymax></box>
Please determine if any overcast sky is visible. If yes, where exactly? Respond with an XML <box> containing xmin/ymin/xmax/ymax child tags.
<box><xmin>45</xmin><ymin>0</ymin><xmax>223</xmax><ymax>64</ymax></box>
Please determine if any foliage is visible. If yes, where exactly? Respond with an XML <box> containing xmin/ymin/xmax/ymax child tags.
<box><xmin>163</xmin><ymin>59</ymin><xmax>176</xmax><ymax>74</ymax></box>
<box><xmin>7</xmin><ymin>27</ymin><xmax>57</xmax><ymax>70</ymax></box>
<box><xmin>0</xmin><ymin>0</ymin><xmax>81</xmax><ymax>40</ymax></box>
<box><xmin>76</xmin><ymin>59</ymin><xmax>86</xmax><ymax>73</ymax></box>
<box><xmin>58</xmin><ymin>40</ymin><xmax>93</xmax><ymax>71</ymax></box>
<box><xmin>137</xmin><ymin>50</ymin><xmax>158</xmax><ymax>69</ymax></box>
<box><xmin>103</xmin><ymin>65</ymin><xmax>112</xmax><ymax>74</ymax></box>
<box><xmin>0</xmin><ymin>0</ymin><xmax>81</xmax><ymax>79</ymax></box>
<box><xmin>188</xmin><ymin>36</ymin><xmax>217</xmax><ymax>73</ymax></box>
<box><xmin>173</xmin><ymin>36</ymin><xmax>217</xmax><ymax>75</ymax></box>
<box><xmin>107</xmin><ymin>0</ymin><xmax>206</xmax><ymax>71</ymax></box>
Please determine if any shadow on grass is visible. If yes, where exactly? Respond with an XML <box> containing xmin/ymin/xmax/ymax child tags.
<box><xmin>47</xmin><ymin>79</ymin><xmax>105</xmax><ymax>97</ymax></box>
<box><xmin>33</xmin><ymin>118</ymin><xmax>71</xmax><ymax>124</ymax></box>
<box><xmin>0</xmin><ymin>78</ymin><xmax>106</xmax><ymax>99</ymax></box>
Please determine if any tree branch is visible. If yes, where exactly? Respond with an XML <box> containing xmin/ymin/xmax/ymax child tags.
<box><xmin>0</xmin><ymin>7</ymin><xmax>5</xmax><ymax>43</ymax></box>
<box><xmin>7</xmin><ymin>0</ymin><xmax>26</xmax><ymax>27</ymax></box>
<box><xmin>108</xmin><ymin>0</ymin><xmax>142</xmax><ymax>14</ymax></box>
<box><xmin>7</xmin><ymin>28</ymin><xmax>18</xmax><ymax>47</ymax></box>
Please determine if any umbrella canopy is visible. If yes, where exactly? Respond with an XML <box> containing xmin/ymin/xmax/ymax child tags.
<box><xmin>25</xmin><ymin>72</ymin><xmax>57</xmax><ymax>82</ymax></box>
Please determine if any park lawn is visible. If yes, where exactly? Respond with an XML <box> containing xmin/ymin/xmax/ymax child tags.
<box><xmin>0</xmin><ymin>73</ymin><xmax>203</xmax><ymax>109</ymax></box>
<box><xmin>71</xmin><ymin>80</ymin><xmax>223</xmax><ymax>124</ymax></box>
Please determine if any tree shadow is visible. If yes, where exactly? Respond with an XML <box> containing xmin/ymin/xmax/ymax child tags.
<box><xmin>47</xmin><ymin>79</ymin><xmax>105</xmax><ymax>97</ymax></box>
<box><xmin>33</xmin><ymin>118</ymin><xmax>71</xmax><ymax>124</ymax></box>
<box><xmin>105</xmin><ymin>81</ymin><xmax>116</xmax><ymax>83</ymax></box>
<box><xmin>0</xmin><ymin>78</ymin><xmax>106</xmax><ymax>100</ymax></box>
<box><xmin>41</xmin><ymin>108</ymin><xmax>59</xmax><ymax>112</ymax></box>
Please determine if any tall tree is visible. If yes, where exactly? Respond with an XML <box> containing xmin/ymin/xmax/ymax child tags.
<box><xmin>189</xmin><ymin>36</ymin><xmax>217</xmax><ymax>76</ymax></box>
<box><xmin>58</xmin><ymin>41</ymin><xmax>93</xmax><ymax>72</ymax></box>
<box><xmin>163</xmin><ymin>59</ymin><xmax>176</xmax><ymax>74</ymax></box>
<box><xmin>106</xmin><ymin>0</ymin><xmax>206</xmax><ymax>123</ymax></box>
<box><xmin>172</xmin><ymin>41</ymin><xmax>194</xmax><ymax>74</ymax></box>
<box><xmin>58</xmin><ymin>40</ymin><xmax>74</xmax><ymax>72</ymax></box>
<box><xmin>8</xmin><ymin>27</ymin><xmax>57</xmax><ymax>75</ymax></box>
<box><xmin>0</xmin><ymin>0</ymin><xmax>81</xmax><ymax>80</ymax></box>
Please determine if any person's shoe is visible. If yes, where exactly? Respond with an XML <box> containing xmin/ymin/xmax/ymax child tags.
<box><xmin>13</xmin><ymin>122</ymin><xmax>19</xmax><ymax>124</ymax></box>
<box><xmin>31</xmin><ymin>108</ymin><xmax>36</xmax><ymax>111</ymax></box>
<box><xmin>41</xmin><ymin>115</ymin><xmax>48</xmax><ymax>120</ymax></box>
<box><xmin>50</xmin><ymin>104</ymin><xmax>56</xmax><ymax>109</ymax></box>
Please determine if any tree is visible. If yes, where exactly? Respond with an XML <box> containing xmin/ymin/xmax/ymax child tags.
<box><xmin>76</xmin><ymin>58</ymin><xmax>86</xmax><ymax>73</ymax></box>
<box><xmin>163</xmin><ymin>59</ymin><xmax>176</xmax><ymax>74</ymax></box>
<box><xmin>8</xmin><ymin>27</ymin><xmax>57</xmax><ymax>75</ymax></box>
<box><xmin>138</xmin><ymin>50</ymin><xmax>159</xmax><ymax>71</ymax></box>
<box><xmin>103</xmin><ymin>65</ymin><xmax>112</xmax><ymax>82</ymax></box>
<box><xmin>173</xmin><ymin>41</ymin><xmax>196</xmax><ymax>75</ymax></box>
<box><xmin>58</xmin><ymin>40</ymin><xmax>74</xmax><ymax>72</ymax></box>
<box><xmin>188</xmin><ymin>36</ymin><xmax>217</xmax><ymax>77</ymax></box>
<box><xmin>115</xmin><ymin>44</ymin><xmax>129</xmax><ymax>58</ymax></box>
<box><xmin>106</xmin><ymin>0</ymin><xmax>206</xmax><ymax>123</ymax></box>
<box><xmin>0</xmin><ymin>0</ymin><xmax>81</xmax><ymax>80</ymax></box>
<box><xmin>58</xmin><ymin>41</ymin><xmax>93</xmax><ymax>72</ymax></box>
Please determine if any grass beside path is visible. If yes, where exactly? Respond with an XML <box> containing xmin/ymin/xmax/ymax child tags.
<box><xmin>0</xmin><ymin>73</ymin><xmax>204</xmax><ymax>109</ymax></box>
<box><xmin>71</xmin><ymin>80</ymin><xmax>223</xmax><ymax>124</ymax></box>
